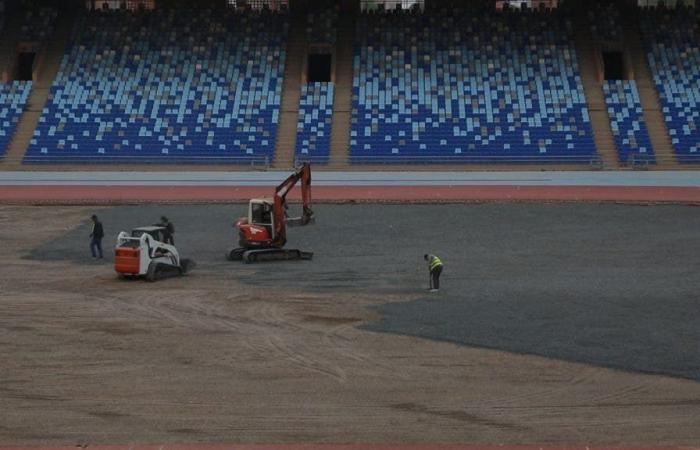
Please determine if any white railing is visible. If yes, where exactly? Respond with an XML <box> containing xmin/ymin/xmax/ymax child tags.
<box><xmin>296</xmin><ymin>154</ymin><xmax>606</xmax><ymax>167</ymax></box>
<box><xmin>15</xmin><ymin>154</ymin><xmax>272</xmax><ymax>168</ymax></box>
<box><xmin>1</xmin><ymin>153</ymin><xmax>698</xmax><ymax>170</ymax></box>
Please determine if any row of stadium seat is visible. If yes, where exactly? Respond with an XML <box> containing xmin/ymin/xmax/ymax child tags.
<box><xmin>0</xmin><ymin>5</ymin><xmax>694</xmax><ymax>165</ymax></box>
<box><xmin>588</xmin><ymin>3</ymin><xmax>622</xmax><ymax>42</ymax></box>
<box><xmin>640</xmin><ymin>6</ymin><xmax>700</xmax><ymax>163</ymax></box>
<box><xmin>350</xmin><ymin>8</ymin><xmax>596</xmax><ymax>163</ymax></box>
<box><xmin>20</xmin><ymin>3</ymin><xmax>58</xmax><ymax>42</ymax></box>
<box><xmin>295</xmin><ymin>82</ymin><xmax>334</xmax><ymax>163</ymax></box>
<box><xmin>603</xmin><ymin>80</ymin><xmax>655</xmax><ymax>164</ymax></box>
<box><xmin>25</xmin><ymin>9</ymin><xmax>287</xmax><ymax>163</ymax></box>
<box><xmin>0</xmin><ymin>81</ymin><xmax>32</xmax><ymax>157</ymax></box>
<box><xmin>307</xmin><ymin>6</ymin><xmax>338</xmax><ymax>45</ymax></box>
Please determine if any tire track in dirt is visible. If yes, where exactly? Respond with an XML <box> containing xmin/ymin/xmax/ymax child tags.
<box><xmin>250</xmin><ymin>299</ymin><xmax>349</xmax><ymax>382</ymax></box>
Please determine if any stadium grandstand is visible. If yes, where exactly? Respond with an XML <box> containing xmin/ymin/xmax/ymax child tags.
<box><xmin>0</xmin><ymin>0</ymin><xmax>697</xmax><ymax>168</ymax></box>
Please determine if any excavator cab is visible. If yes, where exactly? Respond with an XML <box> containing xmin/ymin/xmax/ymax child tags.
<box><xmin>249</xmin><ymin>200</ymin><xmax>275</xmax><ymax>238</ymax></box>
<box><xmin>236</xmin><ymin>199</ymin><xmax>275</xmax><ymax>248</ymax></box>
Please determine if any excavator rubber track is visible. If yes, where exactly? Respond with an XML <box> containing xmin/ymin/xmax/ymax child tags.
<box><xmin>241</xmin><ymin>248</ymin><xmax>313</xmax><ymax>263</ymax></box>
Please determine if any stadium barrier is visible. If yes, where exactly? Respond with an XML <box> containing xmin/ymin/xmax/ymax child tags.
<box><xmin>0</xmin><ymin>153</ymin><xmax>697</xmax><ymax>169</ymax></box>
<box><xmin>17</xmin><ymin>154</ymin><xmax>273</xmax><ymax>167</ymax></box>
<box><xmin>297</xmin><ymin>154</ymin><xmax>606</xmax><ymax>167</ymax></box>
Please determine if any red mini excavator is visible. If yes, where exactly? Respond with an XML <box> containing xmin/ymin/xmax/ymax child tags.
<box><xmin>228</xmin><ymin>163</ymin><xmax>314</xmax><ymax>263</ymax></box>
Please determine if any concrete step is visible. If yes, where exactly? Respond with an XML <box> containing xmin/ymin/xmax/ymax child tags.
<box><xmin>273</xmin><ymin>15</ymin><xmax>307</xmax><ymax>169</ymax></box>
<box><xmin>574</xmin><ymin>17</ymin><xmax>619</xmax><ymax>169</ymax></box>
<box><xmin>622</xmin><ymin>18</ymin><xmax>678</xmax><ymax>167</ymax></box>
<box><xmin>328</xmin><ymin>14</ymin><xmax>355</xmax><ymax>167</ymax></box>
<box><xmin>2</xmin><ymin>12</ymin><xmax>74</xmax><ymax>166</ymax></box>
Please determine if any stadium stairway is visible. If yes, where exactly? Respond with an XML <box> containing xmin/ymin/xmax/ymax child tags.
<box><xmin>328</xmin><ymin>12</ymin><xmax>353</xmax><ymax>167</ymax></box>
<box><xmin>274</xmin><ymin>11</ymin><xmax>306</xmax><ymax>170</ymax></box>
<box><xmin>574</xmin><ymin>16</ymin><xmax>618</xmax><ymax>169</ymax></box>
<box><xmin>2</xmin><ymin>12</ymin><xmax>74</xmax><ymax>168</ymax></box>
<box><xmin>622</xmin><ymin>12</ymin><xmax>678</xmax><ymax>168</ymax></box>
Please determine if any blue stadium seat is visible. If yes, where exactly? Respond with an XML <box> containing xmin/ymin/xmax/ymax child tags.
<box><xmin>603</xmin><ymin>80</ymin><xmax>655</xmax><ymax>164</ymax></box>
<box><xmin>295</xmin><ymin>82</ymin><xmax>334</xmax><ymax>164</ymax></box>
<box><xmin>0</xmin><ymin>81</ymin><xmax>32</xmax><ymax>157</ymax></box>
<box><xmin>350</xmin><ymin>9</ymin><xmax>597</xmax><ymax>164</ymax></box>
<box><xmin>25</xmin><ymin>9</ymin><xmax>288</xmax><ymax>164</ymax></box>
<box><xmin>307</xmin><ymin>6</ymin><xmax>338</xmax><ymax>44</ymax></box>
<box><xmin>588</xmin><ymin>3</ymin><xmax>622</xmax><ymax>42</ymax></box>
<box><xmin>20</xmin><ymin>5</ymin><xmax>58</xmax><ymax>42</ymax></box>
<box><xmin>640</xmin><ymin>6</ymin><xmax>700</xmax><ymax>164</ymax></box>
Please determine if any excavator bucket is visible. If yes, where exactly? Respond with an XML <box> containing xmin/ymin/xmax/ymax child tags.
<box><xmin>287</xmin><ymin>216</ymin><xmax>316</xmax><ymax>227</ymax></box>
<box><xmin>287</xmin><ymin>203</ymin><xmax>315</xmax><ymax>227</ymax></box>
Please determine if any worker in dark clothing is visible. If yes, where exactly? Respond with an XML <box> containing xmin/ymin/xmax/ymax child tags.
<box><xmin>424</xmin><ymin>253</ymin><xmax>443</xmax><ymax>292</ymax></box>
<box><xmin>159</xmin><ymin>216</ymin><xmax>175</xmax><ymax>245</ymax></box>
<box><xmin>89</xmin><ymin>215</ymin><xmax>104</xmax><ymax>259</ymax></box>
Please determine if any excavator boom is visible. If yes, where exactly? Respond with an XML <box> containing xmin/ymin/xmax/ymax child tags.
<box><xmin>273</xmin><ymin>162</ymin><xmax>313</xmax><ymax>246</ymax></box>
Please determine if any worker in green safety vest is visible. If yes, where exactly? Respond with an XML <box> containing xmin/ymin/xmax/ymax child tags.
<box><xmin>424</xmin><ymin>254</ymin><xmax>443</xmax><ymax>293</ymax></box>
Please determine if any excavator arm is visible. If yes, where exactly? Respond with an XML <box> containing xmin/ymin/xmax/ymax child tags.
<box><xmin>272</xmin><ymin>162</ymin><xmax>313</xmax><ymax>247</ymax></box>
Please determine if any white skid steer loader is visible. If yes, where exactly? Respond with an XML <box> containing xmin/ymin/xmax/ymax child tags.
<box><xmin>114</xmin><ymin>226</ymin><xmax>195</xmax><ymax>281</ymax></box>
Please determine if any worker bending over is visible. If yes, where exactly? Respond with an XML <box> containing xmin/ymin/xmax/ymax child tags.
<box><xmin>424</xmin><ymin>254</ymin><xmax>443</xmax><ymax>293</ymax></box>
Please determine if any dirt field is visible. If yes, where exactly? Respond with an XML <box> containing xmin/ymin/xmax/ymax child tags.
<box><xmin>1</xmin><ymin>203</ymin><xmax>699</xmax><ymax>446</ymax></box>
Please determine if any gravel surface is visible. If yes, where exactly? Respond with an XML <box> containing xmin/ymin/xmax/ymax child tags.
<box><xmin>30</xmin><ymin>203</ymin><xmax>700</xmax><ymax>381</ymax></box>
<box><xmin>3</xmin><ymin>203</ymin><xmax>699</xmax><ymax>445</ymax></box>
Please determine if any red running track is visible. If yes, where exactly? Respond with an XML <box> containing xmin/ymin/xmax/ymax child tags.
<box><xmin>1</xmin><ymin>185</ymin><xmax>700</xmax><ymax>203</ymax></box>
<box><xmin>0</xmin><ymin>445</ymin><xmax>687</xmax><ymax>450</ymax></box>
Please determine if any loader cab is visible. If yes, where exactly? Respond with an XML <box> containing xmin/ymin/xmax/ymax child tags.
<box><xmin>249</xmin><ymin>199</ymin><xmax>275</xmax><ymax>239</ymax></box>
<box><xmin>132</xmin><ymin>226</ymin><xmax>167</xmax><ymax>243</ymax></box>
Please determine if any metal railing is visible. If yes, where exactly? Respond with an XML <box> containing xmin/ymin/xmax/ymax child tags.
<box><xmin>1</xmin><ymin>152</ymin><xmax>699</xmax><ymax>171</ymax></box>
<box><xmin>15</xmin><ymin>154</ymin><xmax>273</xmax><ymax>168</ymax></box>
<box><xmin>296</xmin><ymin>154</ymin><xmax>606</xmax><ymax>167</ymax></box>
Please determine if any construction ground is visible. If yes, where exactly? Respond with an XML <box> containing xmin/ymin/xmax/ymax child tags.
<box><xmin>0</xmin><ymin>203</ymin><xmax>699</xmax><ymax>446</ymax></box>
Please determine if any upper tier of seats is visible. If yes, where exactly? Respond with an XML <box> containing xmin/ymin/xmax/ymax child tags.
<box><xmin>307</xmin><ymin>6</ymin><xmax>338</xmax><ymax>44</ymax></box>
<box><xmin>588</xmin><ymin>3</ymin><xmax>622</xmax><ymax>42</ymax></box>
<box><xmin>20</xmin><ymin>3</ymin><xmax>58</xmax><ymax>42</ymax></box>
<box><xmin>640</xmin><ymin>6</ymin><xmax>700</xmax><ymax>163</ymax></box>
<box><xmin>295</xmin><ymin>82</ymin><xmax>333</xmax><ymax>164</ymax></box>
<box><xmin>0</xmin><ymin>81</ymin><xmax>32</xmax><ymax>157</ymax></box>
<box><xmin>0</xmin><ymin>1</ymin><xmax>5</xmax><ymax>32</ymax></box>
<box><xmin>603</xmin><ymin>80</ymin><xmax>655</xmax><ymax>164</ymax></box>
<box><xmin>350</xmin><ymin>9</ymin><xmax>596</xmax><ymax>163</ymax></box>
<box><xmin>25</xmin><ymin>9</ymin><xmax>288</xmax><ymax>164</ymax></box>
